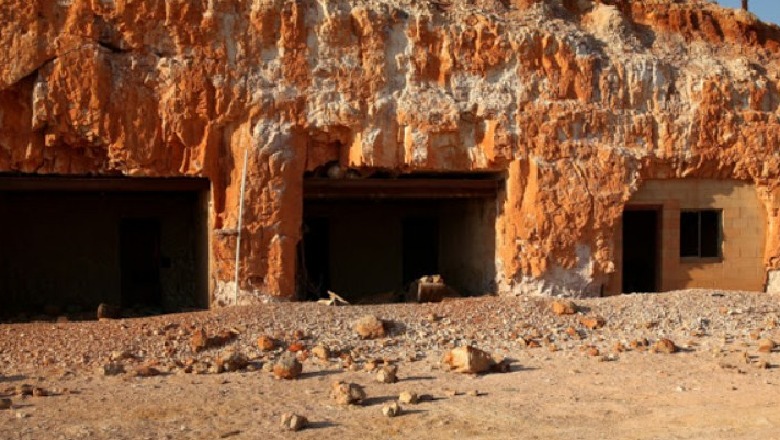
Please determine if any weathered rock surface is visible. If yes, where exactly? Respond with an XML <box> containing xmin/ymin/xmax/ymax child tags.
<box><xmin>579</xmin><ymin>316</ymin><xmax>607</xmax><ymax>330</ymax></box>
<box><xmin>1</xmin><ymin>1</ymin><xmax>780</xmax><ymax>300</ymax></box>
<box><xmin>133</xmin><ymin>365</ymin><xmax>161</xmax><ymax>378</ymax></box>
<box><xmin>100</xmin><ymin>362</ymin><xmax>126</xmax><ymax>376</ymax></box>
<box><xmin>552</xmin><ymin>300</ymin><xmax>578</xmax><ymax>316</ymax></box>
<box><xmin>280</xmin><ymin>413</ymin><xmax>307</xmax><ymax>431</ymax></box>
<box><xmin>398</xmin><ymin>391</ymin><xmax>419</xmax><ymax>404</ymax></box>
<box><xmin>191</xmin><ymin>328</ymin><xmax>239</xmax><ymax>353</ymax></box>
<box><xmin>0</xmin><ymin>290</ymin><xmax>779</xmax><ymax>438</ymax></box>
<box><xmin>382</xmin><ymin>402</ymin><xmax>401</xmax><ymax>417</ymax></box>
<box><xmin>216</xmin><ymin>350</ymin><xmax>249</xmax><ymax>373</ymax></box>
<box><xmin>273</xmin><ymin>353</ymin><xmax>302</xmax><ymax>380</ymax></box>
<box><xmin>653</xmin><ymin>338</ymin><xmax>678</xmax><ymax>354</ymax></box>
<box><xmin>330</xmin><ymin>381</ymin><xmax>366</xmax><ymax>405</ymax></box>
<box><xmin>442</xmin><ymin>346</ymin><xmax>495</xmax><ymax>374</ymax></box>
<box><xmin>311</xmin><ymin>345</ymin><xmax>330</xmax><ymax>361</ymax></box>
<box><xmin>354</xmin><ymin>315</ymin><xmax>386</xmax><ymax>339</ymax></box>
<box><xmin>376</xmin><ymin>365</ymin><xmax>398</xmax><ymax>383</ymax></box>
<box><xmin>256</xmin><ymin>335</ymin><xmax>276</xmax><ymax>352</ymax></box>
<box><xmin>190</xmin><ymin>329</ymin><xmax>209</xmax><ymax>353</ymax></box>
<box><xmin>758</xmin><ymin>338</ymin><xmax>776</xmax><ymax>353</ymax></box>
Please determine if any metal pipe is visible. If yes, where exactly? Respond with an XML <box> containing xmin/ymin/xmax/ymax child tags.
<box><xmin>234</xmin><ymin>148</ymin><xmax>249</xmax><ymax>305</ymax></box>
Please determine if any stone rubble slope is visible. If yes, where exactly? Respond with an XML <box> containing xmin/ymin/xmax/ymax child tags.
<box><xmin>1</xmin><ymin>290</ymin><xmax>780</xmax><ymax>438</ymax></box>
<box><xmin>1</xmin><ymin>290</ymin><xmax>778</xmax><ymax>378</ymax></box>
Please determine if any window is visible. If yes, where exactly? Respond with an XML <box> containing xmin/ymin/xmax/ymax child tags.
<box><xmin>680</xmin><ymin>210</ymin><xmax>722</xmax><ymax>258</ymax></box>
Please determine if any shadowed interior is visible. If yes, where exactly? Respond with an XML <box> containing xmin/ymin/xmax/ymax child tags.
<box><xmin>300</xmin><ymin>195</ymin><xmax>497</xmax><ymax>303</ymax></box>
<box><xmin>0</xmin><ymin>178</ymin><xmax>209</xmax><ymax>317</ymax></box>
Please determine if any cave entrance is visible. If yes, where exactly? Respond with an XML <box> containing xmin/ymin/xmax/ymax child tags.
<box><xmin>299</xmin><ymin>174</ymin><xmax>501</xmax><ymax>303</ymax></box>
<box><xmin>621</xmin><ymin>207</ymin><xmax>661</xmax><ymax>293</ymax></box>
<box><xmin>0</xmin><ymin>176</ymin><xmax>210</xmax><ymax>320</ymax></box>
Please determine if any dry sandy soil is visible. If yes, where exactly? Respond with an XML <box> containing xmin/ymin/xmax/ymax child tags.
<box><xmin>1</xmin><ymin>290</ymin><xmax>780</xmax><ymax>439</ymax></box>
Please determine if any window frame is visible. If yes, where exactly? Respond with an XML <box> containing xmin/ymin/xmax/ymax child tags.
<box><xmin>679</xmin><ymin>209</ymin><xmax>723</xmax><ymax>261</ymax></box>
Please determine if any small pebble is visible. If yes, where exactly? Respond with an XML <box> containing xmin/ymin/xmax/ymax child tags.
<box><xmin>382</xmin><ymin>402</ymin><xmax>401</xmax><ymax>417</ymax></box>
<box><xmin>280</xmin><ymin>413</ymin><xmax>307</xmax><ymax>431</ymax></box>
<box><xmin>398</xmin><ymin>391</ymin><xmax>419</xmax><ymax>404</ymax></box>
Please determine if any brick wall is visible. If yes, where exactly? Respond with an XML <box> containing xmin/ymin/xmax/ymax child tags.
<box><xmin>608</xmin><ymin>180</ymin><xmax>767</xmax><ymax>294</ymax></box>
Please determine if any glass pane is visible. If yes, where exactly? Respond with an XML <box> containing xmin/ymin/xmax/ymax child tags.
<box><xmin>699</xmin><ymin>210</ymin><xmax>721</xmax><ymax>257</ymax></box>
<box><xmin>680</xmin><ymin>212</ymin><xmax>700</xmax><ymax>257</ymax></box>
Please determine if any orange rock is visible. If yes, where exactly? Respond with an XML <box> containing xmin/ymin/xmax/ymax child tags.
<box><xmin>653</xmin><ymin>339</ymin><xmax>678</xmax><ymax>354</ymax></box>
<box><xmin>376</xmin><ymin>365</ymin><xmax>398</xmax><ymax>384</ymax></box>
<box><xmin>758</xmin><ymin>339</ymin><xmax>776</xmax><ymax>353</ymax></box>
<box><xmin>210</xmin><ymin>330</ymin><xmax>239</xmax><ymax>347</ymax></box>
<box><xmin>552</xmin><ymin>300</ymin><xmax>577</xmax><ymax>316</ymax></box>
<box><xmin>190</xmin><ymin>328</ymin><xmax>237</xmax><ymax>353</ymax></box>
<box><xmin>579</xmin><ymin>316</ymin><xmax>606</xmax><ymax>330</ymax></box>
<box><xmin>216</xmin><ymin>350</ymin><xmax>249</xmax><ymax>373</ymax></box>
<box><xmin>311</xmin><ymin>345</ymin><xmax>330</xmax><ymax>361</ymax></box>
<box><xmin>257</xmin><ymin>335</ymin><xmax>276</xmax><ymax>351</ymax></box>
<box><xmin>133</xmin><ymin>366</ymin><xmax>161</xmax><ymax>377</ymax></box>
<box><xmin>280</xmin><ymin>413</ymin><xmax>308</xmax><ymax>431</ymax></box>
<box><xmin>442</xmin><ymin>346</ymin><xmax>494</xmax><ymax>374</ymax></box>
<box><xmin>273</xmin><ymin>353</ymin><xmax>303</xmax><ymax>380</ymax></box>
<box><xmin>288</xmin><ymin>342</ymin><xmax>305</xmax><ymax>353</ymax></box>
<box><xmin>330</xmin><ymin>381</ymin><xmax>366</xmax><ymax>405</ymax></box>
<box><xmin>190</xmin><ymin>328</ymin><xmax>208</xmax><ymax>353</ymax></box>
<box><xmin>353</xmin><ymin>315</ymin><xmax>386</xmax><ymax>339</ymax></box>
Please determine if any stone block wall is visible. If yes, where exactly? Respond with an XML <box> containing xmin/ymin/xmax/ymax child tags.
<box><xmin>609</xmin><ymin>180</ymin><xmax>767</xmax><ymax>294</ymax></box>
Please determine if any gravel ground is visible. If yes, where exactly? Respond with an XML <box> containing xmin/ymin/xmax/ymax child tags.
<box><xmin>1</xmin><ymin>290</ymin><xmax>779</xmax><ymax>439</ymax></box>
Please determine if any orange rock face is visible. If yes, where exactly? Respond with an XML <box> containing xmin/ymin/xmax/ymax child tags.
<box><xmin>1</xmin><ymin>0</ymin><xmax>780</xmax><ymax>302</ymax></box>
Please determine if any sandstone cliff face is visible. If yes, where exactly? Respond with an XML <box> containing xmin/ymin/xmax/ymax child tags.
<box><xmin>1</xmin><ymin>0</ymin><xmax>780</xmax><ymax>301</ymax></box>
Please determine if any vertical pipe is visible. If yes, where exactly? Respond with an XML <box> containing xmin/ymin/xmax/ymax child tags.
<box><xmin>234</xmin><ymin>148</ymin><xmax>249</xmax><ymax>304</ymax></box>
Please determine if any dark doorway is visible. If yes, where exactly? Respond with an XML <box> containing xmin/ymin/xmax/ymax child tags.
<box><xmin>402</xmin><ymin>217</ymin><xmax>439</xmax><ymax>286</ymax></box>
<box><xmin>300</xmin><ymin>217</ymin><xmax>330</xmax><ymax>299</ymax></box>
<box><xmin>0</xmin><ymin>177</ymin><xmax>210</xmax><ymax>319</ymax></box>
<box><xmin>299</xmin><ymin>175</ymin><xmax>501</xmax><ymax>303</ymax></box>
<box><xmin>120</xmin><ymin>219</ymin><xmax>163</xmax><ymax>307</ymax></box>
<box><xmin>622</xmin><ymin>208</ymin><xmax>660</xmax><ymax>293</ymax></box>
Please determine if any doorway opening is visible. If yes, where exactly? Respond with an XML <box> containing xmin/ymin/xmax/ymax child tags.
<box><xmin>0</xmin><ymin>176</ymin><xmax>210</xmax><ymax>320</ymax></box>
<box><xmin>621</xmin><ymin>208</ymin><xmax>661</xmax><ymax>293</ymax></box>
<box><xmin>402</xmin><ymin>217</ymin><xmax>439</xmax><ymax>286</ymax></box>
<box><xmin>120</xmin><ymin>218</ymin><xmax>163</xmax><ymax>308</ymax></box>
<box><xmin>299</xmin><ymin>175</ymin><xmax>500</xmax><ymax>303</ymax></box>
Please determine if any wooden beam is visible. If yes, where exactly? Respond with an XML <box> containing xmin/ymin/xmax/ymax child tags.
<box><xmin>304</xmin><ymin>178</ymin><xmax>502</xmax><ymax>200</ymax></box>
<box><xmin>0</xmin><ymin>176</ymin><xmax>210</xmax><ymax>192</ymax></box>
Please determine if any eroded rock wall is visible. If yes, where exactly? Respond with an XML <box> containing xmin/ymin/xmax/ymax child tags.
<box><xmin>1</xmin><ymin>0</ymin><xmax>780</xmax><ymax>301</ymax></box>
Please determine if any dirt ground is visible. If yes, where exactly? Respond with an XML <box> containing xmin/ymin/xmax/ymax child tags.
<box><xmin>1</xmin><ymin>290</ymin><xmax>780</xmax><ymax>439</ymax></box>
